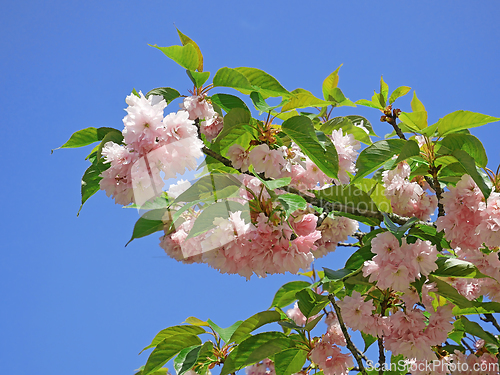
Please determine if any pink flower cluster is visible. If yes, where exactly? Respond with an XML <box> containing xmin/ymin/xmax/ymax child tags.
<box><xmin>363</xmin><ymin>232</ymin><xmax>438</xmax><ymax>292</ymax></box>
<box><xmin>99</xmin><ymin>92</ymin><xmax>203</xmax><ymax>205</ymax></box>
<box><xmin>160</xmin><ymin>176</ymin><xmax>323</xmax><ymax>279</ymax></box>
<box><xmin>310</xmin><ymin>340</ymin><xmax>353</xmax><ymax>375</ymax></box>
<box><xmin>314</xmin><ymin>215</ymin><xmax>359</xmax><ymax>258</ymax></box>
<box><xmin>180</xmin><ymin>94</ymin><xmax>224</xmax><ymax>141</ymax></box>
<box><xmin>436</xmin><ymin>174</ymin><xmax>500</xmax><ymax>301</ymax></box>
<box><xmin>245</xmin><ymin>358</ymin><xmax>275</xmax><ymax>375</ymax></box>
<box><xmin>226</xmin><ymin>128</ymin><xmax>359</xmax><ymax>191</ymax></box>
<box><xmin>450</xmin><ymin>349</ymin><xmax>499</xmax><ymax>375</ymax></box>
<box><xmin>383</xmin><ymin>162</ymin><xmax>438</xmax><ymax>221</ymax></box>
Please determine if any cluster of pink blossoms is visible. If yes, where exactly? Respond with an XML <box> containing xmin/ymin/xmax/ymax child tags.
<box><xmin>436</xmin><ymin>174</ymin><xmax>500</xmax><ymax>302</ymax></box>
<box><xmin>180</xmin><ymin>94</ymin><xmax>224</xmax><ymax>141</ymax></box>
<box><xmin>226</xmin><ymin>128</ymin><xmax>360</xmax><ymax>189</ymax></box>
<box><xmin>363</xmin><ymin>231</ymin><xmax>438</xmax><ymax>291</ymax></box>
<box><xmin>245</xmin><ymin>359</ymin><xmax>276</xmax><ymax>375</ymax></box>
<box><xmin>338</xmin><ymin>288</ymin><xmax>454</xmax><ymax>362</ymax></box>
<box><xmin>99</xmin><ymin>92</ymin><xmax>204</xmax><ymax>205</ymax></box>
<box><xmin>382</xmin><ymin>162</ymin><xmax>438</xmax><ymax>221</ymax></box>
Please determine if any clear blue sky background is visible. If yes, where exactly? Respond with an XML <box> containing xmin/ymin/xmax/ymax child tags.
<box><xmin>2</xmin><ymin>1</ymin><xmax>500</xmax><ymax>374</ymax></box>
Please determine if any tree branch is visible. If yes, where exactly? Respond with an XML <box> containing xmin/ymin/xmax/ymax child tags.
<box><xmin>200</xmin><ymin>147</ymin><xmax>434</xmax><ymax>228</ymax></box>
<box><xmin>328</xmin><ymin>294</ymin><xmax>368</xmax><ymax>375</ymax></box>
<box><xmin>481</xmin><ymin>313</ymin><xmax>500</xmax><ymax>333</ymax></box>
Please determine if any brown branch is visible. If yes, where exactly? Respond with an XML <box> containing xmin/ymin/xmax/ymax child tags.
<box><xmin>481</xmin><ymin>313</ymin><xmax>500</xmax><ymax>333</ymax></box>
<box><xmin>426</xmin><ymin>171</ymin><xmax>445</xmax><ymax>217</ymax></box>
<box><xmin>200</xmin><ymin>147</ymin><xmax>434</xmax><ymax>229</ymax></box>
<box><xmin>328</xmin><ymin>294</ymin><xmax>368</xmax><ymax>375</ymax></box>
<box><xmin>337</xmin><ymin>242</ymin><xmax>360</xmax><ymax>248</ymax></box>
<box><xmin>386</xmin><ymin>116</ymin><xmax>407</xmax><ymax>141</ymax></box>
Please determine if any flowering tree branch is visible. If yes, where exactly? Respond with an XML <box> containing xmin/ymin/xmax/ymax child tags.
<box><xmin>328</xmin><ymin>294</ymin><xmax>368</xmax><ymax>375</ymax></box>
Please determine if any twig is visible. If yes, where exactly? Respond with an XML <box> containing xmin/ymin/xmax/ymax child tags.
<box><xmin>337</xmin><ymin>242</ymin><xmax>361</xmax><ymax>248</ymax></box>
<box><xmin>328</xmin><ymin>294</ymin><xmax>368</xmax><ymax>375</ymax></box>
<box><xmin>377</xmin><ymin>337</ymin><xmax>385</xmax><ymax>375</ymax></box>
<box><xmin>481</xmin><ymin>314</ymin><xmax>500</xmax><ymax>333</ymax></box>
<box><xmin>200</xmin><ymin>147</ymin><xmax>434</xmax><ymax>228</ymax></box>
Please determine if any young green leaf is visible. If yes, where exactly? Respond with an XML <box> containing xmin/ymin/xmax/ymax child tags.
<box><xmin>394</xmin><ymin>139</ymin><xmax>420</xmax><ymax>165</ymax></box>
<box><xmin>212</xmin><ymin>108</ymin><xmax>252</xmax><ymax>152</ymax></box>
<box><xmin>173</xmin><ymin>173</ymin><xmax>242</xmax><ymax>204</ymax></box>
<box><xmin>398</xmin><ymin>111</ymin><xmax>428</xmax><ymax>131</ymax></box>
<box><xmin>460</xmin><ymin>317</ymin><xmax>499</xmax><ymax>345</ymax></box>
<box><xmin>277</xmin><ymin>194</ymin><xmax>307</xmax><ymax>218</ymax></box>
<box><xmin>56</xmin><ymin>126</ymin><xmax>120</xmax><ymax>150</ymax></box>
<box><xmin>388</xmin><ymin>86</ymin><xmax>411</xmax><ymax>105</ymax></box>
<box><xmin>355</xmin><ymin>99</ymin><xmax>383</xmax><ymax>110</ymax></box>
<box><xmin>379</xmin><ymin>76</ymin><xmax>389</xmax><ymax>107</ymax></box>
<box><xmin>213</xmin><ymin>67</ymin><xmax>255</xmax><ymax>94</ymax></box>
<box><xmin>141</xmin><ymin>325</ymin><xmax>206</xmax><ymax>353</ymax></box>
<box><xmin>411</xmin><ymin>91</ymin><xmax>426</xmax><ymax>112</ymax></box>
<box><xmin>234</xmin><ymin>67</ymin><xmax>292</xmax><ymax>98</ymax></box>
<box><xmin>78</xmin><ymin>158</ymin><xmax>109</xmax><ymax>215</ymax></box>
<box><xmin>295</xmin><ymin>289</ymin><xmax>329</xmax><ymax>318</ymax></box>
<box><xmin>436</xmin><ymin>110</ymin><xmax>500</xmax><ymax>136</ymax></box>
<box><xmin>322</xmin><ymin>64</ymin><xmax>342</xmax><ymax>100</ymax></box>
<box><xmin>126</xmin><ymin>209</ymin><xmax>167</xmax><ymax>246</ymax></box>
<box><xmin>282</xmin><ymin>88</ymin><xmax>330</xmax><ymax>112</ymax></box>
<box><xmin>208</xmin><ymin>319</ymin><xmax>243</xmax><ymax>344</ymax></box>
<box><xmin>176</xmin><ymin>28</ymin><xmax>203</xmax><ymax>71</ymax></box>
<box><xmin>186</xmin><ymin>70</ymin><xmax>210</xmax><ymax>88</ymax></box>
<box><xmin>433</xmin><ymin>257</ymin><xmax>487</xmax><ymax>279</ymax></box>
<box><xmin>151</xmin><ymin>44</ymin><xmax>199</xmax><ymax>71</ymax></box>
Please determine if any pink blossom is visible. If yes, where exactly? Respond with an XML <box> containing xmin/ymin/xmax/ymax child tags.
<box><xmin>337</xmin><ymin>291</ymin><xmax>374</xmax><ymax>332</ymax></box>
<box><xmin>329</xmin><ymin>129</ymin><xmax>360</xmax><ymax>185</ymax></box>
<box><xmin>310</xmin><ymin>341</ymin><xmax>353</xmax><ymax>375</ymax></box>
<box><xmin>227</xmin><ymin>144</ymin><xmax>250</xmax><ymax>172</ymax></box>
<box><xmin>180</xmin><ymin>94</ymin><xmax>215</xmax><ymax>120</ymax></box>
<box><xmin>249</xmin><ymin>144</ymin><xmax>286</xmax><ymax>179</ymax></box>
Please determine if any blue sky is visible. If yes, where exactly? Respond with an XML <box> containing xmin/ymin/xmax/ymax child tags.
<box><xmin>2</xmin><ymin>1</ymin><xmax>500</xmax><ymax>374</ymax></box>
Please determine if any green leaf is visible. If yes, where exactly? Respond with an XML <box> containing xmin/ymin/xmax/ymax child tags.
<box><xmin>210</xmin><ymin>94</ymin><xmax>249</xmax><ymax>113</ymax></box>
<box><xmin>388</xmin><ymin>86</ymin><xmax>411</xmax><ymax>105</ymax></box>
<box><xmin>295</xmin><ymin>289</ymin><xmax>329</xmax><ymax>318</ymax></box>
<box><xmin>353</xmin><ymin>139</ymin><xmax>406</xmax><ymax>182</ymax></box>
<box><xmin>314</xmin><ymin>185</ymin><xmax>380</xmax><ymax>224</ymax></box>
<box><xmin>354</xmin><ymin>178</ymin><xmax>392</xmax><ymax>213</ymax></box>
<box><xmin>428</xmin><ymin>275</ymin><xmax>475</xmax><ymax>309</ymax></box>
<box><xmin>361</xmin><ymin>332</ymin><xmax>377</xmax><ymax>352</ymax></box>
<box><xmin>126</xmin><ymin>209</ymin><xmax>166</xmax><ymax>246</ymax></box>
<box><xmin>176</xmin><ymin>28</ymin><xmax>203</xmax><ymax>71</ymax></box>
<box><xmin>451</xmin><ymin>149</ymin><xmax>491</xmax><ymax>200</ymax></box>
<box><xmin>174</xmin><ymin>345</ymin><xmax>201</xmax><ymax>375</ymax></box>
<box><xmin>281</xmin><ymin>115</ymin><xmax>339</xmax><ymax>178</ymax></box>
<box><xmin>141</xmin><ymin>325</ymin><xmax>206</xmax><ymax>353</ymax></box>
<box><xmin>304</xmin><ymin>313</ymin><xmax>324</xmax><ymax>331</ymax></box>
<box><xmin>394</xmin><ymin>139</ymin><xmax>420</xmax><ymax>165</ymax></box>
<box><xmin>145</xmin><ymin>87</ymin><xmax>181</xmax><ymax>105</ymax></box>
<box><xmin>274</xmin><ymin>348</ymin><xmax>308</xmax><ymax>375</ymax></box>
<box><xmin>277</xmin><ymin>194</ymin><xmax>307</xmax><ymax>218</ymax></box>
<box><xmin>213</xmin><ymin>67</ymin><xmax>255</xmax><ymax>94</ymax></box>
<box><xmin>143</xmin><ymin>335</ymin><xmax>202</xmax><ymax>375</ymax></box>
<box><xmin>437</xmin><ymin>134</ymin><xmax>488</xmax><ymax>168</ymax></box>
<box><xmin>399</xmin><ymin>111</ymin><xmax>428</xmax><ymax>131</ymax></box>
<box><xmin>257</xmin><ymin>176</ymin><xmax>292</xmax><ymax>191</ymax></box>
<box><xmin>322</xmin><ymin>65</ymin><xmax>342</xmax><ymax>100</ymax></box>
<box><xmin>382</xmin><ymin>213</ymin><xmax>418</xmax><ymax>245</ymax></box>
<box><xmin>346</xmin><ymin>115</ymin><xmax>377</xmax><ymax>136</ymax></box>
<box><xmin>323</xmin><ymin>267</ymin><xmax>357</xmax><ymax>281</ymax></box>
<box><xmin>220</xmin><ymin>332</ymin><xmax>292</xmax><ymax>375</ymax></box>
<box><xmin>345</xmin><ymin>246</ymin><xmax>375</xmax><ymax>271</ymax></box>
<box><xmin>56</xmin><ymin>127</ymin><xmax>120</xmax><ymax>150</ymax></box>
<box><xmin>234</xmin><ymin>67</ymin><xmax>291</xmax><ymax>98</ymax></box>
<box><xmin>436</xmin><ymin>110</ymin><xmax>500</xmax><ymax>136</ymax></box>
<box><xmin>379</xmin><ymin>76</ymin><xmax>389</xmax><ymax>107</ymax></box>
<box><xmin>355</xmin><ymin>98</ymin><xmax>383</xmax><ymax>109</ymax></box>
<box><xmin>271</xmin><ymin>281</ymin><xmax>311</xmax><ymax>308</ymax></box>
<box><xmin>250</xmin><ymin>91</ymin><xmax>286</xmax><ymax>113</ymax></box>
<box><xmin>173</xmin><ymin>173</ymin><xmax>242</xmax><ymax>204</ymax></box>
<box><xmin>151</xmin><ymin>44</ymin><xmax>199</xmax><ymax>71</ymax></box>
<box><xmin>320</xmin><ymin>117</ymin><xmax>372</xmax><ymax>145</ymax></box>
<box><xmin>212</xmin><ymin>108</ymin><xmax>252</xmax><ymax>153</ymax></box>
<box><xmin>78</xmin><ymin>158</ymin><xmax>109</xmax><ymax>215</ymax></box>
<box><xmin>460</xmin><ymin>316</ymin><xmax>499</xmax><ymax>345</ymax></box>
<box><xmin>186</xmin><ymin>201</ymin><xmax>250</xmax><ymax>239</ymax></box>
<box><xmin>433</xmin><ymin>257</ymin><xmax>487</xmax><ymax>278</ymax></box>
<box><xmin>230</xmin><ymin>311</ymin><xmax>283</xmax><ymax>344</ymax></box>
<box><xmin>184</xmin><ymin>317</ymin><xmax>210</xmax><ymax>327</ymax></box>
<box><xmin>186</xmin><ymin>70</ymin><xmax>210</xmax><ymax>88</ymax></box>
<box><xmin>408</xmin><ymin>225</ymin><xmax>448</xmax><ymax>252</ymax></box>
<box><xmin>282</xmin><ymin>88</ymin><xmax>330</xmax><ymax>112</ymax></box>
<box><xmin>208</xmin><ymin>319</ymin><xmax>243</xmax><ymax>344</ymax></box>
<box><xmin>411</xmin><ymin>91</ymin><xmax>426</xmax><ymax>112</ymax></box>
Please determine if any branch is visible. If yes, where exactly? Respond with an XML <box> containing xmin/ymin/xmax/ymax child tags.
<box><xmin>481</xmin><ymin>313</ymin><xmax>500</xmax><ymax>333</ymax></box>
<box><xmin>328</xmin><ymin>294</ymin><xmax>368</xmax><ymax>375</ymax></box>
<box><xmin>337</xmin><ymin>242</ymin><xmax>361</xmax><ymax>248</ymax></box>
<box><xmin>377</xmin><ymin>336</ymin><xmax>385</xmax><ymax>375</ymax></box>
<box><xmin>200</xmin><ymin>147</ymin><xmax>435</xmax><ymax>229</ymax></box>
<box><xmin>426</xmin><ymin>172</ymin><xmax>445</xmax><ymax>217</ymax></box>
